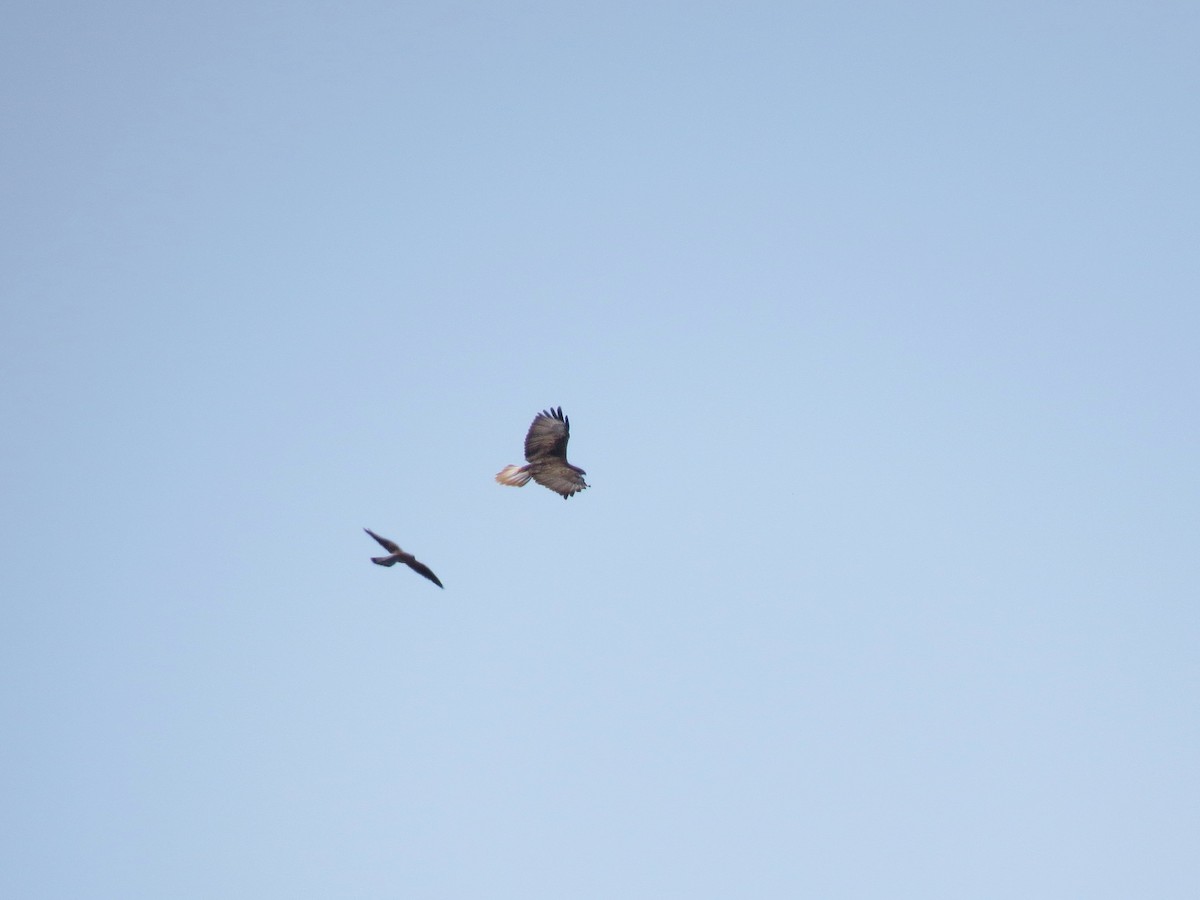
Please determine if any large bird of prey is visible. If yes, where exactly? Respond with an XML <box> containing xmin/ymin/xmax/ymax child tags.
<box><xmin>495</xmin><ymin>406</ymin><xmax>589</xmax><ymax>499</ymax></box>
<box><xmin>363</xmin><ymin>528</ymin><xmax>444</xmax><ymax>588</ymax></box>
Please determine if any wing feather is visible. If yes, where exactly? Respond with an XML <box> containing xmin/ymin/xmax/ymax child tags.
<box><xmin>531</xmin><ymin>460</ymin><xmax>589</xmax><ymax>498</ymax></box>
<box><xmin>364</xmin><ymin>528</ymin><xmax>401</xmax><ymax>554</ymax></box>
<box><xmin>404</xmin><ymin>558</ymin><xmax>444</xmax><ymax>588</ymax></box>
<box><xmin>524</xmin><ymin>407</ymin><xmax>570</xmax><ymax>461</ymax></box>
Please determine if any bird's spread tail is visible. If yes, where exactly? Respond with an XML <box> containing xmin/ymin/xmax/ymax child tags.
<box><xmin>495</xmin><ymin>464</ymin><xmax>532</xmax><ymax>487</ymax></box>
<box><xmin>371</xmin><ymin>555</ymin><xmax>399</xmax><ymax>567</ymax></box>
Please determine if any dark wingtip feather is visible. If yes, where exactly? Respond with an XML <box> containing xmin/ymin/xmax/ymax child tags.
<box><xmin>407</xmin><ymin>559</ymin><xmax>444</xmax><ymax>588</ymax></box>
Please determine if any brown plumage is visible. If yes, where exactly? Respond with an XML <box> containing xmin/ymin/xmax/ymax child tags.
<box><xmin>363</xmin><ymin>528</ymin><xmax>444</xmax><ymax>588</ymax></box>
<box><xmin>495</xmin><ymin>406</ymin><xmax>589</xmax><ymax>499</ymax></box>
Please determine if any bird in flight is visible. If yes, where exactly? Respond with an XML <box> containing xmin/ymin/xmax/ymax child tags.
<box><xmin>363</xmin><ymin>528</ymin><xmax>444</xmax><ymax>588</ymax></box>
<box><xmin>495</xmin><ymin>406</ymin><xmax>589</xmax><ymax>499</ymax></box>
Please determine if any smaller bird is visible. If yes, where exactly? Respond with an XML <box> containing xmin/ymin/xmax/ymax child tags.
<box><xmin>363</xmin><ymin>528</ymin><xmax>444</xmax><ymax>588</ymax></box>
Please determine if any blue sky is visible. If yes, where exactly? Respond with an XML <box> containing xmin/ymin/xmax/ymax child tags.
<box><xmin>2</xmin><ymin>1</ymin><xmax>1198</xmax><ymax>896</ymax></box>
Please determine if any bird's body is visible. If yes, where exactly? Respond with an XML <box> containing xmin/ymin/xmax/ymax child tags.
<box><xmin>363</xmin><ymin>528</ymin><xmax>443</xmax><ymax>588</ymax></box>
<box><xmin>495</xmin><ymin>406</ymin><xmax>589</xmax><ymax>499</ymax></box>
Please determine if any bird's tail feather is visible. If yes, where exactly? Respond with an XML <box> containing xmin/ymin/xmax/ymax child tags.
<box><xmin>371</xmin><ymin>555</ymin><xmax>399</xmax><ymax>566</ymax></box>
<box><xmin>495</xmin><ymin>464</ymin><xmax>532</xmax><ymax>487</ymax></box>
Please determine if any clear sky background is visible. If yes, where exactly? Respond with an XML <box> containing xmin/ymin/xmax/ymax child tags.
<box><xmin>2</xmin><ymin>1</ymin><xmax>1197</xmax><ymax>897</ymax></box>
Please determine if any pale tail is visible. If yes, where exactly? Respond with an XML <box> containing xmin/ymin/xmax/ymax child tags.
<box><xmin>495</xmin><ymin>464</ymin><xmax>532</xmax><ymax>487</ymax></box>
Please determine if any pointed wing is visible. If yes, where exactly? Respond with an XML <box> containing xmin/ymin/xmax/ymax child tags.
<box><xmin>531</xmin><ymin>460</ymin><xmax>589</xmax><ymax>498</ymax></box>
<box><xmin>404</xmin><ymin>557</ymin><xmax>444</xmax><ymax>588</ymax></box>
<box><xmin>364</xmin><ymin>528</ymin><xmax>401</xmax><ymax>554</ymax></box>
<box><xmin>524</xmin><ymin>407</ymin><xmax>571</xmax><ymax>462</ymax></box>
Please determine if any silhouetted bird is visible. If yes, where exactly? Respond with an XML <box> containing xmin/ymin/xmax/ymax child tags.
<box><xmin>363</xmin><ymin>528</ymin><xmax>443</xmax><ymax>588</ymax></box>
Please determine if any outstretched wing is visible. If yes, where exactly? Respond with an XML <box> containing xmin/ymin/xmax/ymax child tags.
<box><xmin>524</xmin><ymin>407</ymin><xmax>571</xmax><ymax>462</ymax></box>
<box><xmin>532</xmin><ymin>460</ymin><xmax>589</xmax><ymax>498</ymax></box>
<box><xmin>404</xmin><ymin>557</ymin><xmax>445</xmax><ymax>588</ymax></box>
<box><xmin>364</xmin><ymin>528</ymin><xmax>401</xmax><ymax>554</ymax></box>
